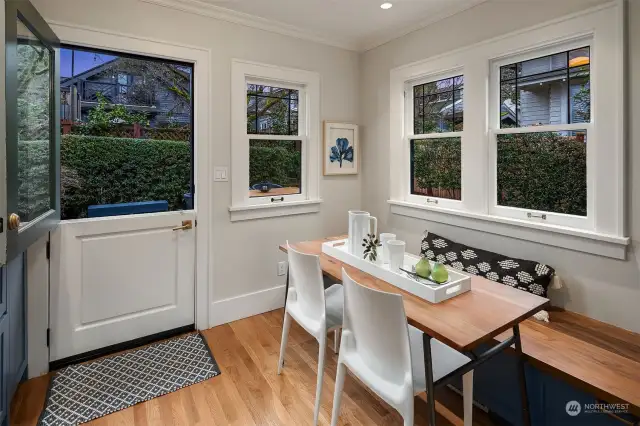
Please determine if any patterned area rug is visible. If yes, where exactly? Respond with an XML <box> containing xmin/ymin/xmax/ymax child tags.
<box><xmin>38</xmin><ymin>333</ymin><xmax>220</xmax><ymax>425</ymax></box>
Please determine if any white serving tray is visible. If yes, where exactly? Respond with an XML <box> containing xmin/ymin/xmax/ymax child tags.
<box><xmin>322</xmin><ymin>239</ymin><xmax>471</xmax><ymax>303</ymax></box>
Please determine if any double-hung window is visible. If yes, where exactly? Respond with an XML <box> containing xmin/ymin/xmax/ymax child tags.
<box><xmin>246</xmin><ymin>81</ymin><xmax>305</xmax><ymax>202</ymax></box>
<box><xmin>406</xmin><ymin>73</ymin><xmax>464</xmax><ymax>208</ymax></box>
<box><xmin>389</xmin><ymin>3</ymin><xmax>626</xmax><ymax>258</ymax></box>
<box><xmin>230</xmin><ymin>60</ymin><xmax>321</xmax><ymax>221</ymax></box>
<box><xmin>490</xmin><ymin>42</ymin><xmax>592</xmax><ymax>230</ymax></box>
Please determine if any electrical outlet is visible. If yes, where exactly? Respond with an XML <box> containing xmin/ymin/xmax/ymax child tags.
<box><xmin>277</xmin><ymin>261</ymin><xmax>288</xmax><ymax>276</ymax></box>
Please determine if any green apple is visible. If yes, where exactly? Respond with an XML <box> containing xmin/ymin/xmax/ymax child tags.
<box><xmin>415</xmin><ymin>258</ymin><xmax>432</xmax><ymax>279</ymax></box>
<box><xmin>431</xmin><ymin>263</ymin><xmax>449</xmax><ymax>284</ymax></box>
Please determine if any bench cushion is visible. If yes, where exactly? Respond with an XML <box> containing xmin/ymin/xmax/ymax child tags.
<box><xmin>420</xmin><ymin>232</ymin><xmax>554</xmax><ymax>297</ymax></box>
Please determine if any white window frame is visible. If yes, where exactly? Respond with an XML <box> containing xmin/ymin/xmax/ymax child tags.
<box><xmin>405</xmin><ymin>69</ymin><xmax>464</xmax><ymax>210</ymax></box>
<box><xmin>388</xmin><ymin>2</ymin><xmax>628</xmax><ymax>259</ymax></box>
<box><xmin>488</xmin><ymin>37</ymin><xmax>594</xmax><ymax>231</ymax></box>
<box><xmin>230</xmin><ymin>60</ymin><xmax>321</xmax><ymax>221</ymax></box>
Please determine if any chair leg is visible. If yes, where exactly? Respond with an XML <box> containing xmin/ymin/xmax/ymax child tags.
<box><xmin>314</xmin><ymin>335</ymin><xmax>327</xmax><ymax>426</ymax></box>
<box><xmin>463</xmin><ymin>371</ymin><xmax>474</xmax><ymax>426</ymax></box>
<box><xmin>330</xmin><ymin>362</ymin><xmax>347</xmax><ymax>426</ymax></box>
<box><xmin>332</xmin><ymin>329</ymin><xmax>341</xmax><ymax>354</ymax></box>
<box><xmin>277</xmin><ymin>311</ymin><xmax>292</xmax><ymax>375</ymax></box>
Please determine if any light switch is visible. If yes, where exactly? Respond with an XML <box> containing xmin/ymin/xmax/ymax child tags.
<box><xmin>213</xmin><ymin>166</ymin><xmax>228</xmax><ymax>182</ymax></box>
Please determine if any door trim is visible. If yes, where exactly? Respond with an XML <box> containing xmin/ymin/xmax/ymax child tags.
<box><xmin>48</xmin><ymin>22</ymin><xmax>212</xmax><ymax>331</ymax></box>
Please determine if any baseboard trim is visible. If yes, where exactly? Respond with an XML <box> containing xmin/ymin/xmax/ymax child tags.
<box><xmin>210</xmin><ymin>285</ymin><xmax>285</xmax><ymax>327</ymax></box>
<box><xmin>49</xmin><ymin>324</ymin><xmax>195</xmax><ymax>371</ymax></box>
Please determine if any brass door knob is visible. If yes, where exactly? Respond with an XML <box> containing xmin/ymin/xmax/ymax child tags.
<box><xmin>8</xmin><ymin>213</ymin><xmax>20</xmax><ymax>231</ymax></box>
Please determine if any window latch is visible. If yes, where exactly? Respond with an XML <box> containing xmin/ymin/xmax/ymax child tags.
<box><xmin>426</xmin><ymin>199</ymin><xmax>439</xmax><ymax>205</ymax></box>
<box><xmin>271</xmin><ymin>197</ymin><xmax>284</xmax><ymax>203</ymax></box>
<box><xmin>527</xmin><ymin>212</ymin><xmax>547</xmax><ymax>220</ymax></box>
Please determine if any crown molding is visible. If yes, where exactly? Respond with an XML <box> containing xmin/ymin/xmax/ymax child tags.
<box><xmin>138</xmin><ymin>0</ymin><xmax>360</xmax><ymax>51</ymax></box>
<box><xmin>358</xmin><ymin>0</ymin><xmax>489</xmax><ymax>52</ymax></box>
<box><xmin>140</xmin><ymin>0</ymin><xmax>491</xmax><ymax>53</ymax></box>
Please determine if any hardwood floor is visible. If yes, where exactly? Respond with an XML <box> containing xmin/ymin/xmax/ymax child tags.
<box><xmin>10</xmin><ymin>310</ymin><xmax>496</xmax><ymax>425</ymax></box>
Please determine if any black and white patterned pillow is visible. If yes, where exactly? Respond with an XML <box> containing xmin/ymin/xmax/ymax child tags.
<box><xmin>420</xmin><ymin>232</ymin><xmax>554</xmax><ymax>297</ymax></box>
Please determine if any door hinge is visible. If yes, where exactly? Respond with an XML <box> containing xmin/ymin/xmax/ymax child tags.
<box><xmin>0</xmin><ymin>217</ymin><xmax>3</xmax><ymax>233</ymax></box>
<box><xmin>195</xmin><ymin>219</ymin><xmax>198</xmax><ymax>227</ymax></box>
<box><xmin>46</xmin><ymin>241</ymin><xmax>51</xmax><ymax>260</ymax></box>
<box><xmin>46</xmin><ymin>328</ymin><xmax>50</xmax><ymax>347</ymax></box>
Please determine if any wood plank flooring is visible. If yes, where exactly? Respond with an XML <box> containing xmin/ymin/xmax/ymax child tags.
<box><xmin>10</xmin><ymin>310</ymin><xmax>496</xmax><ymax>425</ymax></box>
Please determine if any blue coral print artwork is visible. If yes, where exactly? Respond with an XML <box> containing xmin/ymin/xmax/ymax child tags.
<box><xmin>329</xmin><ymin>138</ymin><xmax>354</xmax><ymax>168</ymax></box>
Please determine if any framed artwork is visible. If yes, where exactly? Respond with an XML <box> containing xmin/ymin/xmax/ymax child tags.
<box><xmin>323</xmin><ymin>122</ymin><xmax>359</xmax><ymax>175</ymax></box>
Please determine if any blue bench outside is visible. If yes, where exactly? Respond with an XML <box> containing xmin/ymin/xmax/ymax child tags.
<box><xmin>87</xmin><ymin>201</ymin><xmax>169</xmax><ymax>218</ymax></box>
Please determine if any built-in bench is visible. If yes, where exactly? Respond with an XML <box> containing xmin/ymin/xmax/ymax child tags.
<box><xmin>453</xmin><ymin>304</ymin><xmax>640</xmax><ymax>426</ymax></box>
<box><xmin>418</xmin><ymin>231</ymin><xmax>639</xmax><ymax>424</ymax></box>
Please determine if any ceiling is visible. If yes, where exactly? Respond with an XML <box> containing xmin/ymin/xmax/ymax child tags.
<box><xmin>144</xmin><ymin>0</ymin><xmax>488</xmax><ymax>51</ymax></box>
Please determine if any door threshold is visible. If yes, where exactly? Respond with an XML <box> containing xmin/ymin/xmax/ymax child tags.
<box><xmin>49</xmin><ymin>324</ymin><xmax>196</xmax><ymax>371</ymax></box>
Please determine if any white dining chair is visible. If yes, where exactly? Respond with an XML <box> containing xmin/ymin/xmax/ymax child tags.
<box><xmin>278</xmin><ymin>242</ymin><xmax>344</xmax><ymax>426</ymax></box>
<box><xmin>331</xmin><ymin>268</ymin><xmax>474</xmax><ymax>426</ymax></box>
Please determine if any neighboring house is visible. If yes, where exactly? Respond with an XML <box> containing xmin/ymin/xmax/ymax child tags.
<box><xmin>437</xmin><ymin>54</ymin><xmax>589</xmax><ymax>129</ymax></box>
<box><xmin>60</xmin><ymin>57</ymin><xmax>192</xmax><ymax>127</ymax></box>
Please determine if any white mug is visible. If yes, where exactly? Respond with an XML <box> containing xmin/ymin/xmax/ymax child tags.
<box><xmin>386</xmin><ymin>240</ymin><xmax>406</xmax><ymax>272</ymax></box>
<box><xmin>379</xmin><ymin>233</ymin><xmax>396</xmax><ymax>264</ymax></box>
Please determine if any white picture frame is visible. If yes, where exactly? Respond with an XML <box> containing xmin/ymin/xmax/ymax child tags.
<box><xmin>323</xmin><ymin>122</ymin><xmax>359</xmax><ymax>175</ymax></box>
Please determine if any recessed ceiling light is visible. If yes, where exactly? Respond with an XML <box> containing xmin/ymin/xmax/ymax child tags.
<box><xmin>380</xmin><ymin>2</ymin><xmax>393</xmax><ymax>10</ymax></box>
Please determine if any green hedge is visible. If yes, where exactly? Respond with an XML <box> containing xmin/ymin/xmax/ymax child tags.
<box><xmin>249</xmin><ymin>140</ymin><xmax>301</xmax><ymax>188</ymax></box>
<box><xmin>19</xmin><ymin>136</ymin><xmax>303</xmax><ymax>220</ymax></box>
<box><xmin>412</xmin><ymin>137</ymin><xmax>461</xmax><ymax>197</ymax></box>
<box><xmin>61</xmin><ymin>135</ymin><xmax>191</xmax><ymax>219</ymax></box>
<box><xmin>497</xmin><ymin>132</ymin><xmax>586</xmax><ymax>216</ymax></box>
<box><xmin>412</xmin><ymin>133</ymin><xmax>587</xmax><ymax>216</ymax></box>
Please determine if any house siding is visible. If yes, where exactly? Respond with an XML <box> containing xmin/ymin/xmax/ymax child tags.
<box><xmin>519</xmin><ymin>88</ymin><xmax>550</xmax><ymax>126</ymax></box>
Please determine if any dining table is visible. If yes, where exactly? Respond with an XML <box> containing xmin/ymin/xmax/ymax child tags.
<box><xmin>280</xmin><ymin>236</ymin><xmax>550</xmax><ymax>426</ymax></box>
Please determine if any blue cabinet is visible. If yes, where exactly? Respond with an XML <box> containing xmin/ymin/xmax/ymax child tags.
<box><xmin>7</xmin><ymin>254</ymin><xmax>26</xmax><ymax>403</ymax></box>
<box><xmin>0</xmin><ymin>254</ymin><xmax>28</xmax><ymax>426</ymax></box>
<box><xmin>453</xmin><ymin>343</ymin><xmax>638</xmax><ymax>426</ymax></box>
<box><xmin>0</xmin><ymin>313</ymin><xmax>8</xmax><ymax>426</ymax></box>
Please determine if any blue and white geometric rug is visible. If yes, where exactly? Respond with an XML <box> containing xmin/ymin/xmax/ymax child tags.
<box><xmin>38</xmin><ymin>333</ymin><xmax>220</xmax><ymax>425</ymax></box>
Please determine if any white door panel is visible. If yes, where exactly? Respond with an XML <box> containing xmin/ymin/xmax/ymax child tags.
<box><xmin>50</xmin><ymin>211</ymin><xmax>195</xmax><ymax>361</ymax></box>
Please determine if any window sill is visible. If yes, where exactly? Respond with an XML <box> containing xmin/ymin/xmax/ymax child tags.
<box><xmin>387</xmin><ymin>200</ymin><xmax>629</xmax><ymax>260</ymax></box>
<box><xmin>229</xmin><ymin>199</ymin><xmax>322</xmax><ymax>222</ymax></box>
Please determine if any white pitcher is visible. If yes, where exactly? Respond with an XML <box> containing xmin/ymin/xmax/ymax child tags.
<box><xmin>348</xmin><ymin>211</ymin><xmax>378</xmax><ymax>257</ymax></box>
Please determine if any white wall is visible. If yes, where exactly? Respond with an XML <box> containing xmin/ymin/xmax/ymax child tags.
<box><xmin>31</xmin><ymin>0</ymin><xmax>361</xmax><ymax>324</ymax></box>
<box><xmin>361</xmin><ymin>0</ymin><xmax>640</xmax><ymax>333</ymax></box>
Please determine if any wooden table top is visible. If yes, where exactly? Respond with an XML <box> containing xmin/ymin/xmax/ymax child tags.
<box><xmin>281</xmin><ymin>236</ymin><xmax>549</xmax><ymax>352</ymax></box>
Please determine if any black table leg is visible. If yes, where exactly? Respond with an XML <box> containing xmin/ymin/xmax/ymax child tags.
<box><xmin>283</xmin><ymin>267</ymin><xmax>290</xmax><ymax>308</ymax></box>
<box><xmin>514</xmin><ymin>324</ymin><xmax>531</xmax><ymax>426</ymax></box>
<box><xmin>423</xmin><ymin>333</ymin><xmax>437</xmax><ymax>425</ymax></box>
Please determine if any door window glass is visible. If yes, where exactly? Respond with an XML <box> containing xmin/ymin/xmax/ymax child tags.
<box><xmin>17</xmin><ymin>18</ymin><xmax>52</xmax><ymax>223</ymax></box>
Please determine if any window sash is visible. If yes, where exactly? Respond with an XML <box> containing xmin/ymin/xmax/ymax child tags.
<box><xmin>246</xmin><ymin>135</ymin><xmax>308</xmax><ymax>206</ymax></box>
<box><xmin>403</xmin><ymin>134</ymin><xmax>463</xmax><ymax>209</ymax></box>
<box><xmin>244</xmin><ymin>83</ymin><xmax>307</xmax><ymax>206</ymax></box>
<box><xmin>488</xmin><ymin>123</ymin><xmax>593</xmax><ymax>230</ymax></box>
<box><xmin>246</xmin><ymin>81</ymin><xmax>305</xmax><ymax>138</ymax></box>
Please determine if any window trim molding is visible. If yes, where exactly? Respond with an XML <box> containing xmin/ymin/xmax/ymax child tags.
<box><xmin>389</xmin><ymin>1</ymin><xmax>626</xmax><ymax>255</ymax></box>
<box><xmin>388</xmin><ymin>200</ymin><xmax>629</xmax><ymax>260</ymax></box>
<box><xmin>230</xmin><ymin>59</ymin><xmax>320</xmax><ymax>220</ymax></box>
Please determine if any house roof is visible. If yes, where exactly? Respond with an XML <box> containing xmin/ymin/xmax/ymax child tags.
<box><xmin>61</xmin><ymin>55</ymin><xmax>192</xmax><ymax>87</ymax></box>
<box><xmin>61</xmin><ymin>57</ymin><xmax>120</xmax><ymax>87</ymax></box>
